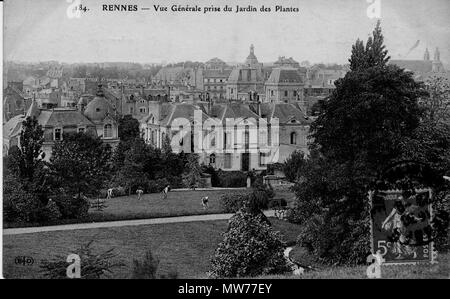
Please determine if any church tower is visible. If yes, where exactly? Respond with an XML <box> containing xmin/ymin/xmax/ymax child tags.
<box><xmin>424</xmin><ymin>48</ymin><xmax>430</xmax><ymax>61</ymax></box>
<box><xmin>433</xmin><ymin>47</ymin><xmax>440</xmax><ymax>62</ymax></box>
<box><xmin>432</xmin><ymin>47</ymin><xmax>444</xmax><ymax>72</ymax></box>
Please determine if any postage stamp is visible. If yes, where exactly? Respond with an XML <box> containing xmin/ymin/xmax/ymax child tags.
<box><xmin>369</xmin><ymin>189</ymin><xmax>438</xmax><ymax>265</ymax></box>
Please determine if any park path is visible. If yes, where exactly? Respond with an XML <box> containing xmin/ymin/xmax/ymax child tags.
<box><xmin>3</xmin><ymin>210</ymin><xmax>275</xmax><ymax>236</ymax></box>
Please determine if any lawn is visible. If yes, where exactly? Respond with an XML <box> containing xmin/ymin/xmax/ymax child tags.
<box><xmin>3</xmin><ymin>218</ymin><xmax>302</xmax><ymax>279</ymax></box>
<box><xmin>89</xmin><ymin>188</ymin><xmax>297</xmax><ymax>222</ymax></box>
<box><xmin>88</xmin><ymin>189</ymin><xmax>245</xmax><ymax>222</ymax></box>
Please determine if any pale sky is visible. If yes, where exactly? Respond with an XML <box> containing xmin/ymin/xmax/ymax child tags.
<box><xmin>4</xmin><ymin>0</ymin><xmax>450</xmax><ymax>64</ymax></box>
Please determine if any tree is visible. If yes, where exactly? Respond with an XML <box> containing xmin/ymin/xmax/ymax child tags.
<box><xmin>114</xmin><ymin>138</ymin><xmax>150</xmax><ymax>194</ymax></box>
<box><xmin>118</xmin><ymin>115</ymin><xmax>140</xmax><ymax>141</ymax></box>
<box><xmin>421</xmin><ymin>76</ymin><xmax>450</xmax><ymax>123</ymax></box>
<box><xmin>9</xmin><ymin>117</ymin><xmax>45</xmax><ymax>182</ymax></box>
<box><xmin>312</xmin><ymin>65</ymin><xmax>425</xmax><ymax>177</ymax></box>
<box><xmin>6</xmin><ymin>117</ymin><xmax>49</xmax><ymax>203</ymax></box>
<box><xmin>282</xmin><ymin>150</ymin><xmax>306</xmax><ymax>182</ymax></box>
<box><xmin>49</xmin><ymin>132</ymin><xmax>111</xmax><ymax>199</ymax></box>
<box><xmin>288</xmin><ymin>22</ymin><xmax>447</xmax><ymax>265</ymax></box>
<box><xmin>183</xmin><ymin>154</ymin><xmax>202</xmax><ymax>190</ymax></box>
<box><xmin>349</xmin><ymin>20</ymin><xmax>390</xmax><ymax>71</ymax></box>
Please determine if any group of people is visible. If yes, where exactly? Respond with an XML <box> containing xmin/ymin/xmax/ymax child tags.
<box><xmin>105</xmin><ymin>185</ymin><xmax>209</xmax><ymax>209</ymax></box>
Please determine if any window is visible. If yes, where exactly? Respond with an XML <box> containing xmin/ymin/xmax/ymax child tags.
<box><xmin>209</xmin><ymin>153</ymin><xmax>216</xmax><ymax>164</ymax></box>
<box><xmin>104</xmin><ymin>124</ymin><xmax>113</xmax><ymax>138</ymax></box>
<box><xmin>139</xmin><ymin>107</ymin><xmax>146</xmax><ymax>113</ymax></box>
<box><xmin>259</xmin><ymin>152</ymin><xmax>266</xmax><ymax>166</ymax></box>
<box><xmin>293</xmin><ymin>90</ymin><xmax>297</xmax><ymax>97</ymax></box>
<box><xmin>284</xmin><ymin>90</ymin><xmax>288</xmax><ymax>97</ymax></box>
<box><xmin>224</xmin><ymin>132</ymin><xmax>229</xmax><ymax>149</ymax></box>
<box><xmin>129</xmin><ymin>107</ymin><xmax>134</xmax><ymax>114</ymax></box>
<box><xmin>54</xmin><ymin>128</ymin><xmax>62</xmax><ymax>141</ymax></box>
<box><xmin>224</xmin><ymin>153</ymin><xmax>232</xmax><ymax>169</ymax></box>
<box><xmin>271</xmin><ymin>90</ymin><xmax>274</xmax><ymax>96</ymax></box>
<box><xmin>244</xmin><ymin>128</ymin><xmax>249</xmax><ymax>145</ymax></box>
<box><xmin>290</xmin><ymin>132</ymin><xmax>297</xmax><ymax>145</ymax></box>
<box><xmin>78</xmin><ymin>127</ymin><xmax>85</xmax><ymax>134</ymax></box>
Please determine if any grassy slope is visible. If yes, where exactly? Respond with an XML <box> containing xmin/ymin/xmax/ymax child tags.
<box><xmin>89</xmin><ymin>189</ymin><xmax>242</xmax><ymax>221</ymax></box>
<box><xmin>3</xmin><ymin>218</ymin><xmax>301</xmax><ymax>279</ymax></box>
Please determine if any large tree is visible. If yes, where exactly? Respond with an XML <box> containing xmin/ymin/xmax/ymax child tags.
<box><xmin>288</xmin><ymin>22</ymin><xmax>448</xmax><ymax>264</ymax></box>
<box><xmin>118</xmin><ymin>115</ymin><xmax>140</xmax><ymax>141</ymax></box>
<box><xmin>49</xmin><ymin>133</ymin><xmax>111</xmax><ymax>198</ymax></box>
<box><xmin>6</xmin><ymin>116</ymin><xmax>49</xmax><ymax>203</ymax></box>
<box><xmin>114</xmin><ymin>138</ymin><xmax>151</xmax><ymax>194</ymax></box>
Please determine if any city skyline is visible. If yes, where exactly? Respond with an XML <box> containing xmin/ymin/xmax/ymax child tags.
<box><xmin>4</xmin><ymin>0</ymin><xmax>450</xmax><ymax>65</ymax></box>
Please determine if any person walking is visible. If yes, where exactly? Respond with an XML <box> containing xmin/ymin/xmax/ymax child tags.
<box><xmin>136</xmin><ymin>188</ymin><xmax>144</xmax><ymax>201</ymax></box>
<box><xmin>201</xmin><ymin>196</ymin><xmax>209</xmax><ymax>210</ymax></box>
<box><xmin>162</xmin><ymin>184</ymin><xmax>170</xmax><ymax>200</ymax></box>
<box><xmin>106</xmin><ymin>188</ymin><xmax>113</xmax><ymax>200</ymax></box>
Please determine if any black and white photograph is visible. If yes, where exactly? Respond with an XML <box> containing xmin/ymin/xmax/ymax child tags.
<box><xmin>1</xmin><ymin>0</ymin><xmax>449</xmax><ymax>285</ymax></box>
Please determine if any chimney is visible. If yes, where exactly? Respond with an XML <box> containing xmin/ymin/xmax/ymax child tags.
<box><xmin>207</xmin><ymin>95</ymin><xmax>213</xmax><ymax>115</ymax></box>
<box><xmin>257</xmin><ymin>95</ymin><xmax>261</xmax><ymax>117</ymax></box>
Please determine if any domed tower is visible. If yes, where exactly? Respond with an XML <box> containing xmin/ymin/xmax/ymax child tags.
<box><xmin>245</xmin><ymin>44</ymin><xmax>259</xmax><ymax>67</ymax></box>
<box><xmin>84</xmin><ymin>84</ymin><xmax>115</xmax><ymax>123</ymax></box>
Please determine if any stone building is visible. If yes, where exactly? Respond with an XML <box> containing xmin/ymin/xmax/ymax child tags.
<box><xmin>202</xmin><ymin>69</ymin><xmax>232</xmax><ymax>100</ymax></box>
<box><xmin>3</xmin><ymin>85</ymin><xmax>120</xmax><ymax>160</ymax></box>
<box><xmin>264</xmin><ymin>68</ymin><xmax>307</xmax><ymax>103</ymax></box>
<box><xmin>139</xmin><ymin>99</ymin><xmax>311</xmax><ymax>172</ymax></box>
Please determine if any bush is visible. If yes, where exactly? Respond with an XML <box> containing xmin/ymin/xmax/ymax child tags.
<box><xmin>202</xmin><ymin>165</ymin><xmax>220</xmax><ymax>187</ymax></box>
<box><xmin>219</xmin><ymin>192</ymin><xmax>250</xmax><ymax>213</ymax></box>
<box><xmin>3</xmin><ymin>187</ymin><xmax>41</xmax><ymax>223</ymax></box>
<box><xmin>52</xmin><ymin>194</ymin><xmax>90</xmax><ymax>219</ymax></box>
<box><xmin>40</xmin><ymin>240</ymin><xmax>124</xmax><ymax>279</ymax></box>
<box><xmin>37</xmin><ymin>200</ymin><xmax>62</xmax><ymax>224</ymax></box>
<box><xmin>131</xmin><ymin>250</ymin><xmax>178</xmax><ymax>279</ymax></box>
<box><xmin>147</xmin><ymin>178</ymin><xmax>170</xmax><ymax>193</ymax></box>
<box><xmin>217</xmin><ymin>170</ymin><xmax>247</xmax><ymax>187</ymax></box>
<box><xmin>210</xmin><ymin>210</ymin><xmax>289</xmax><ymax>278</ymax></box>
<box><xmin>246</xmin><ymin>190</ymin><xmax>270</xmax><ymax>212</ymax></box>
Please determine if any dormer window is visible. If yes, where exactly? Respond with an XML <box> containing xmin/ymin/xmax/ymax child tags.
<box><xmin>78</xmin><ymin>127</ymin><xmax>86</xmax><ymax>133</ymax></box>
<box><xmin>104</xmin><ymin>124</ymin><xmax>113</xmax><ymax>138</ymax></box>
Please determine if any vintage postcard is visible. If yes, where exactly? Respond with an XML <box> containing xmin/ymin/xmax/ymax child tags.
<box><xmin>1</xmin><ymin>0</ymin><xmax>449</xmax><ymax>287</ymax></box>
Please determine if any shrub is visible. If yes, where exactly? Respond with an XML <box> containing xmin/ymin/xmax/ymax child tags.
<box><xmin>246</xmin><ymin>190</ymin><xmax>270</xmax><ymax>212</ymax></box>
<box><xmin>219</xmin><ymin>192</ymin><xmax>250</xmax><ymax>213</ymax></box>
<box><xmin>210</xmin><ymin>210</ymin><xmax>289</xmax><ymax>278</ymax></box>
<box><xmin>3</xmin><ymin>186</ymin><xmax>41</xmax><ymax>223</ymax></box>
<box><xmin>217</xmin><ymin>170</ymin><xmax>247</xmax><ymax>187</ymax></box>
<box><xmin>40</xmin><ymin>240</ymin><xmax>124</xmax><ymax>279</ymax></box>
<box><xmin>52</xmin><ymin>194</ymin><xmax>90</xmax><ymax>219</ymax></box>
<box><xmin>147</xmin><ymin>178</ymin><xmax>170</xmax><ymax>193</ymax></box>
<box><xmin>37</xmin><ymin>200</ymin><xmax>62</xmax><ymax>224</ymax></box>
<box><xmin>131</xmin><ymin>250</ymin><xmax>178</xmax><ymax>279</ymax></box>
<box><xmin>113</xmin><ymin>187</ymin><xmax>126</xmax><ymax>197</ymax></box>
<box><xmin>202</xmin><ymin>165</ymin><xmax>220</xmax><ymax>187</ymax></box>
